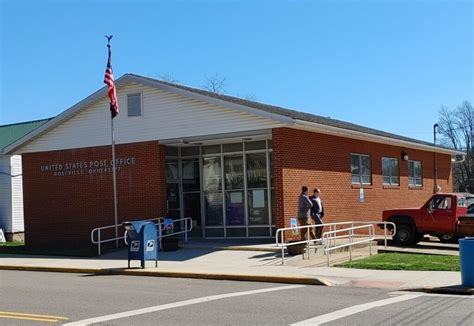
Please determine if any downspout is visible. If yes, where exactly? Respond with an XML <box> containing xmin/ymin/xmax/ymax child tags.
<box><xmin>433</xmin><ymin>124</ymin><xmax>439</xmax><ymax>193</ymax></box>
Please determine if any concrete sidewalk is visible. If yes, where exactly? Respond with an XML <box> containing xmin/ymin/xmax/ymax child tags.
<box><xmin>0</xmin><ymin>240</ymin><xmax>471</xmax><ymax>294</ymax></box>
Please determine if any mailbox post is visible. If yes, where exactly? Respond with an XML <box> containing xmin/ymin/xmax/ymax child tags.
<box><xmin>123</xmin><ymin>221</ymin><xmax>158</xmax><ymax>269</ymax></box>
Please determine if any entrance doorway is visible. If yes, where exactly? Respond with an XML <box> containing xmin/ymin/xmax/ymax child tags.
<box><xmin>165</xmin><ymin>139</ymin><xmax>274</xmax><ymax>238</ymax></box>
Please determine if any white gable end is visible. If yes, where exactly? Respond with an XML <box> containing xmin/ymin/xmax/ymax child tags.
<box><xmin>18</xmin><ymin>82</ymin><xmax>285</xmax><ymax>154</ymax></box>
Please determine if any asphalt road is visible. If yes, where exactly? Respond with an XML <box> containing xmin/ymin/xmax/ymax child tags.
<box><xmin>0</xmin><ymin>270</ymin><xmax>472</xmax><ymax>325</ymax></box>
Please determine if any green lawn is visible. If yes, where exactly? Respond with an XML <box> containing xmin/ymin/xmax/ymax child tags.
<box><xmin>336</xmin><ymin>253</ymin><xmax>460</xmax><ymax>271</ymax></box>
<box><xmin>0</xmin><ymin>241</ymin><xmax>24</xmax><ymax>247</ymax></box>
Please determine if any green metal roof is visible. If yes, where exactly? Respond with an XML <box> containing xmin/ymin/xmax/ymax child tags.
<box><xmin>0</xmin><ymin>118</ymin><xmax>52</xmax><ymax>153</ymax></box>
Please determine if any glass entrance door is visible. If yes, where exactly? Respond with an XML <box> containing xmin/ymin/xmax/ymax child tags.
<box><xmin>165</xmin><ymin>159</ymin><xmax>180</xmax><ymax>219</ymax></box>
<box><xmin>165</xmin><ymin>140</ymin><xmax>274</xmax><ymax>239</ymax></box>
<box><xmin>182</xmin><ymin>158</ymin><xmax>202</xmax><ymax>237</ymax></box>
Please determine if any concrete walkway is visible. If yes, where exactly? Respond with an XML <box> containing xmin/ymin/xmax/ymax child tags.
<box><xmin>0</xmin><ymin>239</ymin><xmax>471</xmax><ymax>294</ymax></box>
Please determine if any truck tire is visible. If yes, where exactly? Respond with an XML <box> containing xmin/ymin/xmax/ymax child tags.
<box><xmin>393</xmin><ymin>224</ymin><xmax>415</xmax><ymax>246</ymax></box>
<box><xmin>413</xmin><ymin>233</ymin><xmax>425</xmax><ymax>244</ymax></box>
<box><xmin>438</xmin><ymin>234</ymin><xmax>459</xmax><ymax>244</ymax></box>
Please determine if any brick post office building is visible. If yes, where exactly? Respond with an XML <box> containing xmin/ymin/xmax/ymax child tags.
<box><xmin>4</xmin><ymin>74</ymin><xmax>460</xmax><ymax>248</ymax></box>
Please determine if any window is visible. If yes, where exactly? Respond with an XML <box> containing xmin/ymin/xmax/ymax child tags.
<box><xmin>408</xmin><ymin>160</ymin><xmax>422</xmax><ymax>186</ymax></box>
<box><xmin>429</xmin><ymin>195</ymin><xmax>451</xmax><ymax>210</ymax></box>
<box><xmin>382</xmin><ymin>157</ymin><xmax>399</xmax><ymax>185</ymax></box>
<box><xmin>127</xmin><ymin>93</ymin><xmax>142</xmax><ymax>116</ymax></box>
<box><xmin>351</xmin><ymin>154</ymin><xmax>371</xmax><ymax>185</ymax></box>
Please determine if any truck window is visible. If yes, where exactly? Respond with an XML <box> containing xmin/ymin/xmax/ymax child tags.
<box><xmin>430</xmin><ymin>196</ymin><xmax>451</xmax><ymax>210</ymax></box>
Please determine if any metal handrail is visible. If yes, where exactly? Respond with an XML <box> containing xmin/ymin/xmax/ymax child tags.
<box><xmin>323</xmin><ymin>224</ymin><xmax>375</xmax><ymax>266</ymax></box>
<box><xmin>91</xmin><ymin>217</ymin><xmax>164</xmax><ymax>256</ymax></box>
<box><xmin>275</xmin><ymin>221</ymin><xmax>356</xmax><ymax>265</ymax></box>
<box><xmin>275</xmin><ymin>220</ymin><xmax>397</xmax><ymax>265</ymax></box>
<box><xmin>156</xmin><ymin>217</ymin><xmax>193</xmax><ymax>249</ymax></box>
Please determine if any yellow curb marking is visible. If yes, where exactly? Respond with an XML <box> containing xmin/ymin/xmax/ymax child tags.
<box><xmin>0</xmin><ymin>311</ymin><xmax>68</xmax><ymax>323</ymax></box>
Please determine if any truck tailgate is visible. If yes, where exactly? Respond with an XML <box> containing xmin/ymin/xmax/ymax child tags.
<box><xmin>458</xmin><ymin>217</ymin><xmax>474</xmax><ymax>236</ymax></box>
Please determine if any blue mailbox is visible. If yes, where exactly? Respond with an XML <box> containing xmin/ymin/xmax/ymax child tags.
<box><xmin>123</xmin><ymin>221</ymin><xmax>158</xmax><ymax>269</ymax></box>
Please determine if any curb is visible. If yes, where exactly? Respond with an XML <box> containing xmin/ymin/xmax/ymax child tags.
<box><xmin>0</xmin><ymin>265</ymin><xmax>330</xmax><ymax>286</ymax></box>
<box><xmin>181</xmin><ymin>245</ymin><xmax>281</xmax><ymax>253</ymax></box>
<box><xmin>403</xmin><ymin>286</ymin><xmax>474</xmax><ymax>295</ymax></box>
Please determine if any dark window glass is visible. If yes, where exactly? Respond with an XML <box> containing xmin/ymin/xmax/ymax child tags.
<box><xmin>204</xmin><ymin>192</ymin><xmax>223</xmax><ymax>226</ymax></box>
<box><xmin>351</xmin><ymin>154</ymin><xmax>371</xmax><ymax>184</ymax></box>
<box><xmin>226</xmin><ymin>191</ymin><xmax>245</xmax><ymax>226</ymax></box>
<box><xmin>224</xmin><ymin>155</ymin><xmax>244</xmax><ymax>190</ymax></box>
<box><xmin>182</xmin><ymin>159</ymin><xmax>200</xmax><ymax>192</ymax></box>
<box><xmin>202</xmin><ymin>145</ymin><xmax>221</xmax><ymax>154</ymax></box>
<box><xmin>181</xmin><ymin>146</ymin><xmax>199</xmax><ymax>156</ymax></box>
<box><xmin>184</xmin><ymin>193</ymin><xmax>201</xmax><ymax>226</ymax></box>
<box><xmin>165</xmin><ymin>146</ymin><xmax>179</xmax><ymax>156</ymax></box>
<box><xmin>245</xmin><ymin>141</ymin><xmax>266</xmax><ymax>150</ymax></box>
<box><xmin>408</xmin><ymin>160</ymin><xmax>422</xmax><ymax>186</ymax></box>
<box><xmin>248</xmin><ymin>189</ymin><xmax>268</xmax><ymax>225</ymax></box>
<box><xmin>382</xmin><ymin>157</ymin><xmax>399</xmax><ymax>185</ymax></box>
<box><xmin>127</xmin><ymin>93</ymin><xmax>142</xmax><ymax>116</ymax></box>
<box><xmin>247</xmin><ymin>153</ymin><xmax>267</xmax><ymax>188</ymax></box>
<box><xmin>166</xmin><ymin>160</ymin><xmax>179</xmax><ymax>182</ymax></box>
<box><xmin>202</xmin><ymin>156</ymin><xmax>222</xmax><ymax>192</ymax></box>
<box><xmin>223</xmin><ymin>143</ymin><xmax>243</xmax><ymax>152</ymax></box>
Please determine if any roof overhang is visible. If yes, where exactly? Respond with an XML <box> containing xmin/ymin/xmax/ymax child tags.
<box><xmin>293</xmin><ymin>119</ymin><xmax>463</xmax><ymax>156</ymax></box>
<box><xmin>3</xmin><ymin>73</ymin><xmax>463</xmax><ymax>158</ymax></box>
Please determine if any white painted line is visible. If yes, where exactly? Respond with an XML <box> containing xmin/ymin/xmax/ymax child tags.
<box><xmin>63</xmin><ymin>284</ymin><xmax>304</xmax><ymax>325</ymax></box>
<box><xmin>291</xmin><ymin>294</ymin><xmax>422</xmax><ymax>326</ymax></box>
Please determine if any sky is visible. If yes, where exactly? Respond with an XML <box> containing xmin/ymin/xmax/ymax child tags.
<box><xmin>0</xmin><ymin>0</ymin><xmax>472</xmax><ymax>142</ymax></box>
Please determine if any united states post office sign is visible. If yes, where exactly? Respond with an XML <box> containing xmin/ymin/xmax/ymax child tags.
<box><xmin>39</xmin><ymin>157</ymin><xmax>136</xmax><ymax>177</ymax></box>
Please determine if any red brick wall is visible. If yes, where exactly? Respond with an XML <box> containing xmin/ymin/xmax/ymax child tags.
<box><xmin>22</xmin><ymin>141</ymin><xmax>167</xmax><ymax>248</ymax></box>
<box><xmin>272</xmin><ymin>128</ymin><xmax>452</xmax><ymax>231</ymax></box>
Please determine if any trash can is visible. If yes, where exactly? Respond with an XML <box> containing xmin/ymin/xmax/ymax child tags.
<box><xmin>123</xmin><ymin>221</ymin><xmax>158</xmax><ymax>269</ymax></box>
<box><xmin>459</xmin><ymin>237</ymin><xmax>474</xmax><ymax>287</ymax></box>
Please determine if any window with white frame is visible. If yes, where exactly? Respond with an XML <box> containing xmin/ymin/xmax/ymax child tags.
<box><xmin>408</xmin><ymin>160</ymin><xmax>422</xmax><ymax>186</ymax></box>
<box><xmin>351</xmin><ymin>154</ymin><xmax>371</xmax><ymax>185</ymax></box>
<box><xmin>382</xmin><ymin>157</ymin><xmax>399</xmax><ymax>185</ymax></box>
<box><xmin>127</xmin><ymin>93</ymin><xmax>142</xmax><ymax>116</ymax></box>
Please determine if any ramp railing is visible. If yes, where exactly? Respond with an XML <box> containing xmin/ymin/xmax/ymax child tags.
<box><xmin>91</xmin><ymin>217</ymin><xmax>164</xmax><ymax>256</ymax></box>
<box><xmin>275</xmin><ymin>221</ymin><xmax>396</xmax><ymax>265</ymax></box>
<box><xmin>322</xmin><ymin>224</ymin><xmax>375</xmax><ymax>266</ymax></box>
<box><xmin>156</xmin><ymin>217</ymin><xmax>193</xmax><ymax>248</ymax></box>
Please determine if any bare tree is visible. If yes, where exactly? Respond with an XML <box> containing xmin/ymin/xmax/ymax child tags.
<box><xmin>437</xmin><ymin>101</ymin><xmax>474</xmax><ymax>192</ymax></box>
<box><xmin>158</xmin><ymin>73</ymin><xmax>179</xmax><ymax>83</ymax></box>
<box><xmin>202</xmin><ymin>74</ymin><xmax>227</xmax><ymax>94</ymax></box>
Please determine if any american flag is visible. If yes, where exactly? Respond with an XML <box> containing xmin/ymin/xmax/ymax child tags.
<box><xmin>104</xmin><ymin>45</ymin><xmax>118</xmax><ymax>118</ymax></box>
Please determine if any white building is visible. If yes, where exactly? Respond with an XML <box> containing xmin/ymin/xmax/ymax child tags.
<box><xmin>0</xmin><ymin>119</ymin><xmax>50</xmax><ymax>241</ymax></box>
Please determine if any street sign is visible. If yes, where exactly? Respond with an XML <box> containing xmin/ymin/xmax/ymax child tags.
<box><xmin>359</xmin><ymin>188</ymin><xmax>365</xmax><ymax>203</ymax></box>
<box><xmin>290</xmin><ymin>217</ymin><xmax>299</xmax><ymax>235</ymax></box>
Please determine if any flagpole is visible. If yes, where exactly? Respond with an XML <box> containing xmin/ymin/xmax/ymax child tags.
<box><xmin>111</xmin><ymin>114</ymin><xmax>118</xmax><ymax>248</ymax></box>
<box><xmin>106</xmin><ymin>35</ymin><xmax>119</xmax><ymax>248</ymax></box>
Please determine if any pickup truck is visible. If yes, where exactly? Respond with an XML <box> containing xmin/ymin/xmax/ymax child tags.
<box><xmin>382</xmin><ymin>193</ymin><xmax>474</xmax><ymax>245</ymax></box>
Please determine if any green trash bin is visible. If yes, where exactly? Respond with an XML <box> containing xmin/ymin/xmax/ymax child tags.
<box><xmin>459</xmin><ymin>237</ymin><xmax>474</xmax><ymax>287</ymax></box>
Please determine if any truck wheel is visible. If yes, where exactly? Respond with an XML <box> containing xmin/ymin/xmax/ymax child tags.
<box><xmin>413</xmin><ymin>233</ymin><xmax>424</xmax><ymax>244</ymax></box>
<box><xmin>438</xmin><ymin>234</ymin><xmax>459</xmax><ymax>244</ymax></box>
<box><xmin>393</xmin><ymin>224</ymin><xmax>415</xmax><ymax>246</ymax></box>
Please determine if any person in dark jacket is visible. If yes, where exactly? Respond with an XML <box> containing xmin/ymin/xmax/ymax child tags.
<box><xmin>298</xmin><ymin>186</ymin><xmax>315</xmax><ymax>241</ymax></box>
<box><xmin>310</xmin><ymin>188</ymin><xmax>324</xmax><ymax>240</ymax></box>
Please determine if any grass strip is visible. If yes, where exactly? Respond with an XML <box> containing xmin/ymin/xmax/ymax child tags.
<box><xmin>336</xmin><ymin>253</ymin><xmax>460</xmax><ymax>271</ymax></box>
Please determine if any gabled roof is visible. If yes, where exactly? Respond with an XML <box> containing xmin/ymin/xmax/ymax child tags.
<box><xmin>132</xmin><ymin>74</ymin><xmax>440</xmax><ymax>148</ymax></box>
<box><xmin>3</xmin><ymin>73</ymin><xmax>462</xmax><ymax>155</ymax></box>
<box><xmin>0</xmin><ymin>118</ymin><xmax>52</xmax><ymax>154</ymax></box>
